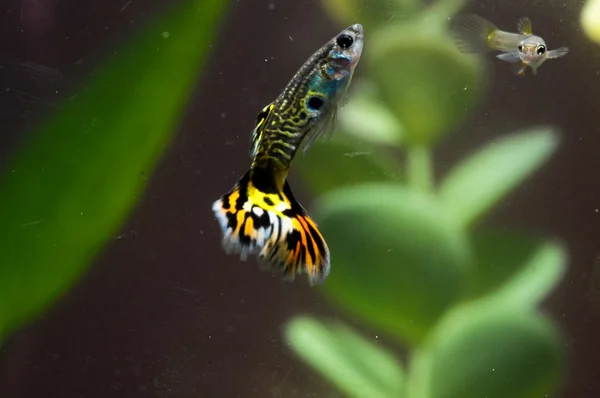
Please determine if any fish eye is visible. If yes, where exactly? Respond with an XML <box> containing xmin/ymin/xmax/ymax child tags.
<box><xmin>537</xmin><ymin>45</ymin><xmax>546</xmax><ymax>55</ymax></box>
<box><xmin>336</xmin><ymin>34</ymin><xmax>354</xmax><ymax>49</ymax></box>
<box><xmin>307</xmin><ymin>96</ymin><xmax>325</xmax><ymax>111</ymax></box>
<box><xmin>518</xmin><ymin>44</ymin><xmax>523</xmax><ymax>52</ymax></box>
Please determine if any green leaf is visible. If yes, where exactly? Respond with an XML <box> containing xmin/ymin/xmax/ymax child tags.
<box><xmin>286</xmin><ymin>316</ymin><xmax>405</xmax><ymax>398</ymax></box>
<box><xmin>337</xmin><ymin>81</ymin><xmax>405</xmax><ymax>146</ymax></box>
<box><xmin>420</xmin><ymin>0</ymin><xmax>469</xmax><ymax>30</ymax></box>
<box><xmin>315</xmin><ymin>183</ymin><xmax>471</xmax><ymax>345</ymax></box>
<box><xmin>409</xmin><ymin>304</ymin><xmax>565</xmax><ymax>398</ymax></box>
<box><xmin>439</xmin><ymin>126</ymin><xmax>560</xmax><ymax>227</ymax></box>
<box><xmin>0</xmin><ymin>0</ymin><xmax>225</xmax><ymax>340</ymax></box>
<box><xmin>369</xmin><ymin>25</ymin><xmax>486</xmax><ymax>146</ymax></box>
<box><xmin>321</xmin><ymin>0</ymin><xmax>419</xmax><ymax>31</ymax></box>
<box><xmin>294</xmin><ymin>138</ymin><xmax>401</xmax><ymax>196</ymax></box>
<box><xmin>468</xmin><ymin>230</ymin><xmax>567</xmax><ymax>308</ymax></box>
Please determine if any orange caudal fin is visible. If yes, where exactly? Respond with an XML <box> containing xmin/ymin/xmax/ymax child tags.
<box><xmin>212</xmin><ymin>171</ymin><xmax>330</xmax><ymax>285</ymax></box>
<box><xmin>257</xmin><ymin>180</ymin><xmax>330</xmax><ymax>285</ymax></box>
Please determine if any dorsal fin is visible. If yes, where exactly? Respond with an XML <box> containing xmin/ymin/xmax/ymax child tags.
<box><xmin>517</xmin><ymin>17</ymin><xmax>532</xmax><ymax>35</ymax></box>
<box><xmin>250</xmin><ymin>102</ymin><xmax>274</xmax><ymax>158</ymax></box>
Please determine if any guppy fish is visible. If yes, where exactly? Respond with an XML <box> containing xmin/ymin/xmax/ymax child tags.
<box><xmin>451</xmin><ymin>14</ymin><xmax>569</xmax><ymax>76</ymax></box>
<box><xmin>212</xmin><ymin>24</ymin><xmax>364</xmax><ymax>285</ymax></box>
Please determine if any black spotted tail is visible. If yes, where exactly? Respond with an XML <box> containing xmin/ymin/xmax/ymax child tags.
<box><xmin>212</xmin><ymin>171</ymin><xmax>330</xmax><ymax>285</ymax></box>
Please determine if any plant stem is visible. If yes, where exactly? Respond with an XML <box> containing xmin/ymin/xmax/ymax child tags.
<box><xmin>407</xmin><ymin>145</ymin><xmax>433</xmax><ymax>193</ymax></box>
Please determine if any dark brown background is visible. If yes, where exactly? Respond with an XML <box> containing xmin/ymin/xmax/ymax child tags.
<box><xmin>0</xmin><ymin>0</ymin><xmax>597</xmax><ymax>397</ymax></box>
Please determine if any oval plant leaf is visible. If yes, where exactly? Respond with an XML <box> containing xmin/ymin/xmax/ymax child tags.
<box><xmin>315</xmin><ymin>183</ymin><xmax>471</xmax><ymax>345</ymax></box>
<box><xmin>409</xmin><ymin>305</ymin><xmax>565</xmax><ymax>398</ymax></box>
<box><xmin>439</xmin><ymin>126</ymin><xmax>560</xmax><ymax>227</ymax></box>
<box><xmin>467</xmin><ymin>230</ymin><xmax>567</xmax><ymax>306</ymax></box>
<box><xmin>0</xmin><ymin>0</ymin><xmax>225</xmax><ymax>340</ymax></box>
<box><xmin>337</xmin><ymin>81</ymin><xmax>405</xmax><ymax>146</ymax></box>
<box><xmin>286</xmin><ymin>316</ymin><xmax>405</xmax><ymax>398</ymax></box>
<box><xmin>369</xmin><ymin>25</ymin><xmax>486</xmax><ymax>146</ymax></box>
<box><xmin>321</xmin><ymin>0</ymin><xmax>418</xmax><ymax>31</ymax></box>
<box><xmin>294</xmin><ymin>138</ymin><xmax>401</xmax><ymax>196</ymax></box>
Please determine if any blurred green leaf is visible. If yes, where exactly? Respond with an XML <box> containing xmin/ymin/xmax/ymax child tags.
<box><xmin>439</xmin><ymin>126</ymin><xmax>560</xmax><ymax>227</ymax></box>
<box><xmin>469</xmin><ymin>231</ymin><xmax>567</xmax><ymax>308</ymax></box>
<box><xmin>315</xmin><ymin>183</ymin><xmax>471</xmax><ymax>345</ymax></box>
<box><xmin>409</xmin><ymin>305</ymin><xmax>564</xmax><ymax>398</ymax></box>
<box><xmin>294</xmin><ymin>138</ymin><xmax>401</xmax><ymax>196</ymax></box>
<box><xmin>420</xmin><ymin>0</ymin><xmax>469</xmax><ymax>30</ymax></box>
<box><xmin>321</xmin><ymin>0</ymin><xmax>419</xmax><ymax>30</ymax></box>
<box><xmin>0</xmin><ymin>0</ymin><xmax>225</xmax><ymax>339</ymax></box>
<box><xmin>369</xmin><ymin>25</ymin><xmax>485</xmax><ymax>146</ymax></box>
<box><xmin>337</xmin><ymin>81</ymin><xmax>405</xmax><ymax>146</ymax></box>
<box><xmin>286</xmin><ymin>316</ymin><xmax>405</xmax><ymax>398</ymax></box>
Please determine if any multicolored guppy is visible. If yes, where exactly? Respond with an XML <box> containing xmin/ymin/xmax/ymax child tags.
<box><xmin>212</xmin><ymin>24</ymin><xmax>364</xmax><ymax>285</ymax></box>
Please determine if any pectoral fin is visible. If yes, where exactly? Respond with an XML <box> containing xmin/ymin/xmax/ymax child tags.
<box><xmin>547</xmin><ymin>47</ymin><xmax>569</xmax><ymax>59</ymax></box>
<box><xmin>497</xmin><ymin>52</ymin><xmax>521</xmax><ymax>63</ymax></box>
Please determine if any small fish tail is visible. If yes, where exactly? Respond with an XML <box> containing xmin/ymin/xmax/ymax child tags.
<box><xmin>451</xmin><ymin>14</ymin><xmax>499</xmax><ymax>54</ymax></box>
<box><xmin>212</xmin><ymin>169</ymin><xmax>330</xmax><ymax>285</ymax></box>
<box><xmin>212</xmin><ymin>170</ymin><xmax>261</xmax><ymax>260</ymax></box>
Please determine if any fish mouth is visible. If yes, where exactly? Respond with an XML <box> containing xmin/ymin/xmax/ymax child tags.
<box><xmin>351</xmin><ymin>23</ymin><xmax>364</xmax><ymax>58</ymax></box>
<box><xmin>348</xmin><ymin>23</ymin><xmax>364</xmax><ymax>39</ymax></box>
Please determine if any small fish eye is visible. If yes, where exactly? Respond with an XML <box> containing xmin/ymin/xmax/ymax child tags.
<box><xmin>336</xmin><ymin>34</ymin><xmax>354</xmax><ymax>49</ymax></box>
<box><xmin>518</xmin><ymin>44</ymin><xmax>523</xmax><ymax>52</ymax></box>
<box><xmin>537</xmin><ymin>45</ymin><xmax>546</xmax><ymax>55</ymax></box>
<box><xmin>307</xmin><ymin>96</ymin><xmax>325</xmax><ymax>111</ymax></box>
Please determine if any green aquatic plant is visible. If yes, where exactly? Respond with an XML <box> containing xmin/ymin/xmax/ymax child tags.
<box><xmin>0</xmin><ymin>0</ymin><xmax>226</xmax><ymax>342</ymax></box>
<box><xmin>285</xmin><ymin>0</ymin><xmax>568</xmax><ymax>397</ymax></box>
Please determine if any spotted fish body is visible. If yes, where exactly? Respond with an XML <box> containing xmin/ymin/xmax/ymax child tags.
<box><xmin>212</xmin><ymin>24</ymin><xmax>364</xmax><ymax>285</ymax></box>
<box><xmin>451</xmin><ymin>14</ymin><xmax>568</xmax><ymax>76</ymax></box>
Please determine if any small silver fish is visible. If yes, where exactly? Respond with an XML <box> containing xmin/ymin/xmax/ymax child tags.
<box><xmin>451</xmin><ymin>14</ymin><xmax>569</xmax><ymax>76</ymax></box>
